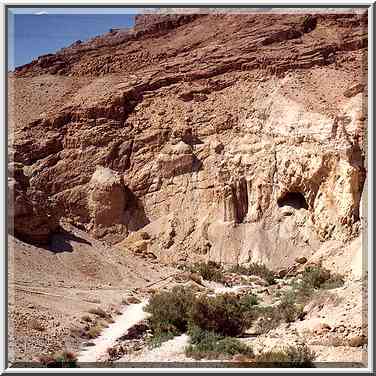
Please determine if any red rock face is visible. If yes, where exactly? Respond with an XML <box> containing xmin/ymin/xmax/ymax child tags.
<box><xmin>9</xmin><ymin>11</ymin><xmax>367</xmax><ymax>264</ymax></box>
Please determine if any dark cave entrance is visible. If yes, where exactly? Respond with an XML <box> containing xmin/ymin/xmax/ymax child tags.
<box><xmin>277</xmin><ymin>192</ymin><xmax>308</xmax><ymax>210</ymax></box>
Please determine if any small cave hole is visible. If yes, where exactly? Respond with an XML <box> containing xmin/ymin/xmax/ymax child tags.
<box><xmin>277</xmin><ymin>192</ymin><xmax>308</xmax><ymax>210</ymax></box>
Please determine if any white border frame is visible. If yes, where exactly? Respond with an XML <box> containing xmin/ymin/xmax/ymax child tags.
<box><xmin>0</xmin><ymin>0</ymin><xmax>374</xmax><ymax>373</ymax></box>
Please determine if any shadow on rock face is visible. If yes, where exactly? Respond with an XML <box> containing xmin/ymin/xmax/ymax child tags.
<box><xmin>123</xmin><ymin>188</ymin><xmax>150</xmax><ymax>232</ymax></box>
<box><xmin>277</xmin><ymin>192</ymin><xmax>308</xmax><ymax>210</ymax></box>
<box><xmin>46</xmin><ymin>229</ymin><xmax>92</xmax><ymax>253</ymax></box>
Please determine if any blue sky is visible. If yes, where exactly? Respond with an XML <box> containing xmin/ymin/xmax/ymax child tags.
<box><xmin>7</xmin><ymin>8</ymin><xmax>143</xmax><ymax>70</ymax></box>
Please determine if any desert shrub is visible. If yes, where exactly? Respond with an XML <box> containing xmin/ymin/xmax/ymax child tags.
<box><xmin>320</xmin><ymin>272</ymin><xmax>345</xmax><ymax>289</ymax></box>
<box><xmin>253</xmin><ymin>306</ymin><xmax>279</xmax><ymax>334</ymax></box>
<box><xmin>284</xmin><ymin>344</ymin><xmax>316</xmax><ymax>367</ymax></box>
<box><xmin>189</xmin><ymin>261</ymin><xmax>225</xmax><ymax>283</ymax></box>
<box><xmin>278</xmin><ymin>289</ymin><xmax>305</xmax><ymax>322</ymax></box>
<box><xmin>87</xmin><ymin>324</ymin><xmax>102</xmax><ymax>339</ymax></box>
<box><xmin>239</xmin><ymin>293</ymin><xmax>259</xmax><ymax>310</ymax></box>
<box><xmin>254</xmin><ymin>349</ymin><xmax>291</xmax><ymax>365</ymax></box>
<box><xmin>145</xmin><ymin>286</ymin><xmax>195</xmax><ymax>337</ymax></box>
<box><xmin>301</xmin><ymin>266</ymin><xmax>344</xmax><ymax>290</ymax></box>
<box><xmin>252</xmin><ymin>297</ymin><xmax>303</xmax><ymax>334</ymax></box>
<box><xmin>146</xmin><ymin>331</ymin><xmax>176</xmax><ymax>349</ymax></box>
<box><xmin>289</xmin><ymin>279</ymin><xmax>315</xmax><ymax>303</ymax></box>
<box><xmin>255</xmin><ymin>344</ymin><xmax>315</xmax><ymax>367</ymax></box>
<box><xmin>88</xmin><ymin>307</ymin><xmax>110</xmax><ymax>319</ymax></box>
<box><xmin>39</xmin><ymin>351</ymin><xmax>77</xmax><ymax>368</ymax></box>
<box><xmin>230</xmin><ymin>263</ymin><xmax>276</xmax><ymax>285</ymax></box>
<box><xmin>186</xmin><ymin>325</ymin><xmax>253</xmax><ymax>360</ymax></box>
<box><xmin>189</xmin><ymin>293</ymin><xmax>249</xmax><ymax>336</ymax></box>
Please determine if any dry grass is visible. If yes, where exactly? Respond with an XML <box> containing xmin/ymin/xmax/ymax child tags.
<box><xmin>87</xmin><ymin>324</ymin><xmax>103</xmax><ymax>339</ymax></box>
<box><xmin>88</xmin><ymin>307</ymin><xmax>108</xmax><ymax>318</ymax></box>
<box><xmin>39</xmin><ymin>351</ymin><xmax>77</xmax><ymax>368</ymax></box>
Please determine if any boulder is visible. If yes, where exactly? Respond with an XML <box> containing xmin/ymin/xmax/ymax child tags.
<box><xmin>348</xmin><ymin>335</ymin><xmax>367</xmax><ymax>347</ymax></box>
<box><xmin>8</xmin><ymin>164</ymin><xmax>59</xmax><ymax>244</ymax></box>
<box><xmin>295</xmin><ymin>256</ymin><xmax>308</xmax><ymax>264</ymax></box>
<box><xmin>87</xmin><ymin>166</ymin><xmax>126</xmax><ymax>237</ymax></box>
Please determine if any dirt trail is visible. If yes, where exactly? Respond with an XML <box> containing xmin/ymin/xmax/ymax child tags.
<box><xmin>77</xmin><ymin>300</ymin><xmax>149</xmax><ymax>363</ymax></box>
<box><xmin>118</xmin><ymin>334</ymin><xmax>192</xmax><ymax>363</ymax></box>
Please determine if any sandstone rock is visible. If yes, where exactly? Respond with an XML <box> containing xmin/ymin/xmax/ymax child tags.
<box><xmin>348</xmin><ymin>334</ymin><xmax>367</xmax><ymax>347</ymax></box>
<box><xmin>277</xmin><ymin>269</ymin><xmax>288</xmax><ymax>278</ymax></box>
<box><xmin>315</xmin><ymin>323</ymin><xmax>331</xmax><ymax>335</ymax></box>
<box><xmin>132</xmin><ymin>240</ymin><xmax>149</xmax><ymax>254</ymax></box>
<box><xmin>8</xmin><ymin>164</ymin><xmax>59</xmax><ymax>244</ymax></box>
<box><xmin>295</xmin><ymin>256</ymin><xmax>308</xmax><ymax>264</ymax></box>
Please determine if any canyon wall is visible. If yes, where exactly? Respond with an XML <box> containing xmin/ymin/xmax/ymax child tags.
<box><xmin>9</xmin><ymin>11</ymin><xmax>367</xmax><ymax>266</ymax></box>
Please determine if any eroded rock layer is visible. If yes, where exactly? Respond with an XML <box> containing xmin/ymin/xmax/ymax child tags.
<box><xmin>9</xmin><ymin>12</ymin><xmax>367</xmax><ymax>266</ymax></box>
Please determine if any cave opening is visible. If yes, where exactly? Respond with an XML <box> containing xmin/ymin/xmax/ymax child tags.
<box><xmin>277</xmin><ymin>192</ymin><xmax>308</xmax><ymax>210</ymax></box>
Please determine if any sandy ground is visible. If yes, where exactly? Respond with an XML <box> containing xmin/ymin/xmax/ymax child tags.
<box><xmin>78</xmin><ymin>301</ymin><xmax>150</xmax><ymax>363</ymax></box>
<box><xmin>8</xmin><ymin>223</ymin><xmax>178</xmax><ymax>364</ymax></box>
<box><xmin>119</xmin><ymin>334</ymin><xmax>193</xmax><ymax>363</ymax></box>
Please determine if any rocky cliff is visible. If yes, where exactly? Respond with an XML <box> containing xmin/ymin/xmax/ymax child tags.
<box><xmin>9</xmin><ymin>11</ymin><xmax>367</xmax><ymax>267</ymax></box>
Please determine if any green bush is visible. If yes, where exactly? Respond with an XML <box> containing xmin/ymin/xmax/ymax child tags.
<box><xmin>255</xmin><ymin>344</ymin><xmax>316</xmax><ymax>367</ymax></box>
<box><xmin>289</xmin><ymin>279</ymin><xmax>315</xmax><ymax>303</ymax></box>
<box><xmin>189</xmin><ymin>261</ymin><xmax>225</xmax><ymax>283</ymax></box>
<box><xmin>229</xmin><ymin>263</ymin><xmax>276</xmax><ymax>285</ymax></box>
<box><xmin>186</xmin><ymin>326</ymin><xmax>253</xmax><ymax>360</ymax></box>
<box><xmin>301</xmin><ymin>266</ymin><xmax>344</xmax><ymax>290</ymax></box>
<box><xmin>144</xmin><ymin>286</ymin><xmax>195</xmax><ymax>337</ymax></box>
<box><xmin>239</xmin><ymin>293</ymin><xmax>259</xmax><ymax>310</ymax></box>
<box><xmin>252</xmin><ymin>294</ymin><xmax>304</xmax><ymax>334</ymax></box>
<box><xmin>189</xmin><ymin>293</ymin><xmax>248</xmax><ymax>336</ymax></box>
<box><xmin>146</xmin><ymin>331</ymin><xmax>176</xmax><ymax>349</ymax></box>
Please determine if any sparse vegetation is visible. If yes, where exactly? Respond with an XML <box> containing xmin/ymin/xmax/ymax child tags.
<box><xmin>145</xmin><ymin>286</ymin><xmax>195</xmax><ymax>340</ymax></box>
<box><xmin>229</xmin><ymin>263</ymin><xmax>276</xmax><ymax>285</ymax></box>
<box><xmin>146</xmin><ymin>331</ymin><xmax>176</xmax><ymax>349</ymax></box>
<box><xmin>252</xmin><ymin>293</ymin><xmax>304</xmax><ymax>334</ymax></box>
<box><xmin>39</xmin><ymin>351</ymin><xmax>77</xmax><ymax>368</ymax></box>
<box><xmin>255</xmin><ymin>344</ymin><xmax>315</xmax><ymax>367</ymax></box>
<box><xmin>301</xmin><ymin>265</ymin><xmax>344</xmax><ymax>290</ymax></box>
<box><xmin>186</xmin><ymin>325</ymin><xmax>253</xmax><ymax>360</ymax></box>
<box><xmin>89</xmin><ymin>307</ymin><xmax>110</xmax><ymax>319</ymax></box>
<box><xmin>188</xmin><ymin>261</ymin><xmax>225</xmax><ymax>283</ymax></box>
<box><xmin>145</xmin><ymin>286</ymin><xmax>258</xmax><ymax>347</ymax></box>
<box><xmin>239</xmin><ymin>293</ymin><xmax>259</xmax><ymax>310</ymax></box>
<box><xmin>190</xmin><ymin>293</ymin><xmax>250</xmax><ymax>337</ymax></box>
<box><xmin>87</xmin><ymin>323</ymin><xmax>103</xmax><ymax>339</ymax></box>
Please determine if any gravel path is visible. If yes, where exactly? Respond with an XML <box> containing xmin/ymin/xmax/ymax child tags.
<box><xmin>77</xmin><ymin>301</ymin><xmax>150</xmax><ymax>363</ymax></box>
